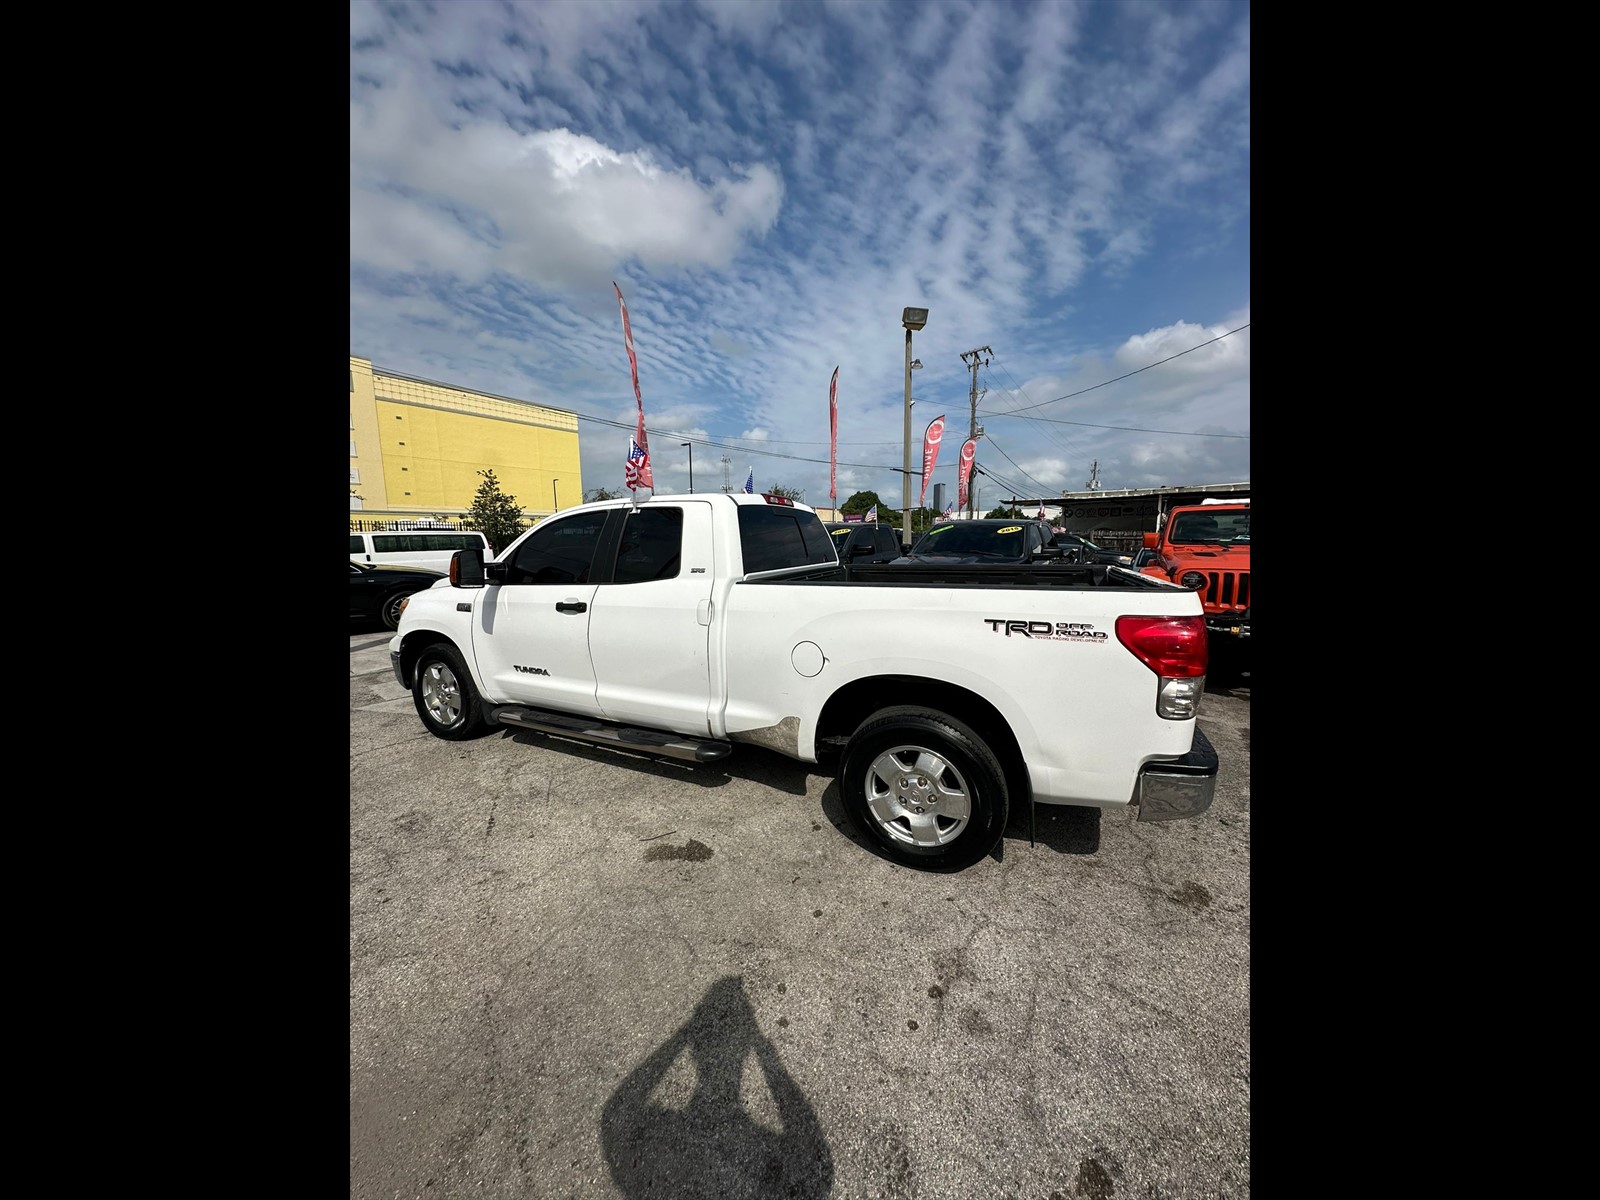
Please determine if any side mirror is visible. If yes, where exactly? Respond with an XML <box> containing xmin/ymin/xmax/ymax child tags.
<box><xmin>451</xmin><ymin>548</ymin><xmax>486</xmax><ymax>588</ymax></box>
<box><xmin>1142</xmin><ymin>532</ymin><xmax>1159</xmax><ymax>549</ymax></box>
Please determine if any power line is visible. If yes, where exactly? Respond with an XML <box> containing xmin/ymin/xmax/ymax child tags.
<box><xmin>1020</xmin><ymin>414</ymin><xmax>1249</xmax><ymax>438</ymax></box>
<box><xmin>978</xmin><ymin>432</ymin><xmax>1055</xmax><ymax>497</ymax></box>
<box><xmin>1000</xmin><ymin>323</ymin><xmax>1250</xmax><ymax>416</ymax></box>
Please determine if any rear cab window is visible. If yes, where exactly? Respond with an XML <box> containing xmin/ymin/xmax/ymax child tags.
<box><xmin>738</xmin><ymin>505</ymin><xmax>835</xmax><ymax>574</ymax></box>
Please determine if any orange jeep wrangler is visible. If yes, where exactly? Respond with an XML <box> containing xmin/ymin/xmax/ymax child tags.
<box><xmin>1140</xmin><ymin>500</ymin><xmax>1250</xmax><ymax>641</ymax></box>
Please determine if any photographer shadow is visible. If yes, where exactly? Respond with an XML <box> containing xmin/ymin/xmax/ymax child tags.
<box><xmin>600</xmin><ymin>975</ymin><xmax>834</xmax><ymax>1199</ymax></box>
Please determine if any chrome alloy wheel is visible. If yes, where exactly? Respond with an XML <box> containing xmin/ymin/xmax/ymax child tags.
<box><xmin>861</xmin><ymin>744</ymin><xmax>973</xmax><ymax>847</ymax></box>
<box><xmin>420</xmin><ymin>659</ymin><xmax>465</xmax><ymax>728</ymax></box>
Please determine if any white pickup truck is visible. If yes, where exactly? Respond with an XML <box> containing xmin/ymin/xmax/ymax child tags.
<box><xmin>389</xmin><ymin>492</ymin><xmax>1218</xmax><ymax>871</ymax></box>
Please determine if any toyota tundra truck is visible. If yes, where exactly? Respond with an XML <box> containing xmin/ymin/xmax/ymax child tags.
<box><xmin>390</xmin><ymin>492</ymin><xmax>1219</xmax><ymax>871</ymax></box>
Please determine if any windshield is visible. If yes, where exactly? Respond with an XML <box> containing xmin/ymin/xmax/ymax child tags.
<box><xmin>1169</xmin><ymin>509</ymin><xmax>1250</xmax><ymax>544</ymax></box>
<box><xmin>911</xmin><ymin>523</ymin><xmax>1030</xmax><ymax>559</ymax></box>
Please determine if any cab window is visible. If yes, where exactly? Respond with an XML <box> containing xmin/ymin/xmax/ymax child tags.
<box><xmin>738</xmin><ymin>506</ymin><xmax>834</xmax><ymax>573</ymax></box>
<box><xmin>613</xmin><ymin>508</ymin><xmax>683</xmax><ymax>584</ymax></box>
<box><xmin>504</xmin><ymin>512</ymin><xmax>609</xmax><ymax>584</ymax></box>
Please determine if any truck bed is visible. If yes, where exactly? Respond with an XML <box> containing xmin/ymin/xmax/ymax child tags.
<box><xmin>754</xmin><ymin>562</ymin><xmax>1170</xmax><ymax>588</ymax></box>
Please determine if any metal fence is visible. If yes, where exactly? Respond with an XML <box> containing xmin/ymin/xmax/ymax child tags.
<box><xmin>349</xmin><ymin>518</ymin><xmax>474</xmax><ymax>533</ymax></box>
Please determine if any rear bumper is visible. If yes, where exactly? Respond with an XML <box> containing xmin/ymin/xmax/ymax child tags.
<box><xmin>1135</xmin><ymin>725</ymin><xmax>1218</xmax><ymax>821</ymax></box>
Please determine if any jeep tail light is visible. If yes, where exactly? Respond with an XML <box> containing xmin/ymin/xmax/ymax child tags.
<box><xmin>1116</xmin><ymin>615</ymin><xmax>1208</xmax><ymax>720</ymax></box>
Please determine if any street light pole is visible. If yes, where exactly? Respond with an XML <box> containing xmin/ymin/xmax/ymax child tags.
<box><xmin>552</xmin><ymin>478</ymin><xmax>559</xmax><ymax>511</ymax></box>
<box><xmin>681</xmin><ymin>442</ymin><xmax>693</xmax><ymax>493</ymax></box>
<box><xmin>900</xmin><ymin>307</ymin><xmax>928</xmax><ymax>550</ymax></box>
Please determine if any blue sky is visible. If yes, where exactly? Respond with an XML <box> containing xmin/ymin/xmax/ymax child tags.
<box><xmin>350</xmin><ymin>0</ymin><xmax>1249</xmax><ymax>512</ymax></box>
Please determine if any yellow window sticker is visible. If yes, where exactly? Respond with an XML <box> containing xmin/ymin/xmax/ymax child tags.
<box><xmin>997</xmin><ymin>525</ymin><xmax>1022</xmax><ymax>535</ymax></box>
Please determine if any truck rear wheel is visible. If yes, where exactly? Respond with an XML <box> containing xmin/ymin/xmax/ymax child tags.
<box><xmin>412</xmin><ymin>643</ymin><xmax>489</xmax><ymax>740</ymax></box>
<box><xmin>839</xmin><ymin>706</ymin><xmax>1009</xmax><ymax>871</ymax></box>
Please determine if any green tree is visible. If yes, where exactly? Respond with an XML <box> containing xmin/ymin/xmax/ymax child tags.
<box><xmin>840</xmin><ymin>490</ymin><xmax>889</xmax><ymax>519</ymax></box>
<box><xmin>769</xmin><ymin>484</ymin><xmax>804</xmax><ymax>502</ymax></box>
<box><xmin>985</xmin><ymin>504</ymin><xmax>1025</xmax><ymax>519</ymax></box>
<box><xmin>585</xmin><ymin>486</ymin><xmax>625</xmax><ymax>502</ymax></box>
<box><xmin>462</xmin><ymin>468</ymin><xmax>526</xmax><ymax>554</ymax></box>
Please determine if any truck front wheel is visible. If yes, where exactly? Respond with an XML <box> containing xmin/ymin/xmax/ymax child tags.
<box><xmin>412</xmin><ymin>643</ymin><xmax>489</xmax><ymax>740</ymax></box>
<box><xmin>839</xmin><ymin>707</ymin><xmax>1009</xmax><ymax>871</ymax></box>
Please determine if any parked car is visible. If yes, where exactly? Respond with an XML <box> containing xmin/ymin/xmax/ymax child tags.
<box><xmin>350</xmin><ymin>528</ymin><xmax>492</xmax><ymax>572</ymax></box>
<box><xmin>889</xmin><ymin>518</ymin><xmax>1064</xmax><ymax>565</ymax></box>
<box><xmin>823</xmin><ymin>521</ymin><xmax>904</xmax><ymax>563</ymax></box>
<box><xmin>1129</xmin><ymin>546</ymin><xmax>1158</xmax><ymax>570</ymax></box>
<box><xmin>1051</xmin><ymin>533</ymin><xmax>1138</xmax><ymax>567</ymax></box>
<box><xmin>350</xmin><ymin>561</ymin><xmax>447</xmax><ymax>631</ymax></box>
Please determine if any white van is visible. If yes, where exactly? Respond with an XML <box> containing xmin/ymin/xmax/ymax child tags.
<box><xmin>349</xmin><ymin>529</ymin><xmax>492</xmax><ymax>571</ymax></box>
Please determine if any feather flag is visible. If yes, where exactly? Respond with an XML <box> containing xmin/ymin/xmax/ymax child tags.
<box><xmin>828</xmin><ymin>366</ymin><xmax>839</xmax><ymax>506</ymax></box>
<box><xmin>957</xmin><ymin>438</ymin><xmax>978</xmax><ymax>511</ymax></box>
<box><xmin>865</xmin><ymin>503</ymin><xmax>878</xmax><ymax>522</ymax></box>
<box><xmin>743</xmin><ymin>466</ymin><xmax>755</xmax><ymax>494</ymax></box>
<box><xmin>625</xmin><ymin>436</ymin><xmax>647</xmax><ymax>491</ymax></box>
<box><xmin>612</xmin><ymin>282</ymin><xmax>653</xmax><ymax>488</ymax></box>
<box><xmin>919</xmin><ymin>414</ymin><xmax>946</xmax><ymax>509</ymax></box>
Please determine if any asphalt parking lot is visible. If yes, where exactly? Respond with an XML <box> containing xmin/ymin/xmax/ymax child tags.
<box><xmin>350</xmin><ymin>627</ymin><xmax>1250</xmax><ymax>1199</ymax></box>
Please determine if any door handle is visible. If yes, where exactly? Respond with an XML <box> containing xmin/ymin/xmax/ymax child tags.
<box><xmin>556</xmin><ymin>600</ymin><xmax>588</xmax><ymax>614</ymax></box>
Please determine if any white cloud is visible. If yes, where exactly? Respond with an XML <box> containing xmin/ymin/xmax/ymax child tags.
<box><xmin>350</xmin><ymin>1</ymin><xmax>1249</xmax><ymax>507</ymax></box>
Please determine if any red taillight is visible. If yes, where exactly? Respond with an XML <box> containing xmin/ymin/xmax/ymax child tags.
<box><xmin>1116</xmin><ymin>615</ymin><xmax>1208</xmax><ymax>677</ymax></box>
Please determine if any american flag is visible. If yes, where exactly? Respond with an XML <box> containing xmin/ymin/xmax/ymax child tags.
<box><xmin>625</xmin><ymin>437</ymin><xmax>648</xmax><ymax>490</ymax></box>
<box><xmin>613</xmin><ymin>282</ymin><xmax>654</xmax><ymax>488</ymax></box>
<box><xmin>941</xmin><ymin>501</ymin><xmax>955</xmax><ymax>519</ymax></box>
<box><xmin>865</xmin><ymin>503</ymin><xmax>878</xmax><ymax>522</ymax></box>
<box><xmin>743</xmin><ymin>466</ymin><xmax>755</xmax><ymax>494</ymax></box>
<box><xmin>1037</xmin><ymin>505</ymin><xmax>1047</xmax><ymax>521</ymax></box>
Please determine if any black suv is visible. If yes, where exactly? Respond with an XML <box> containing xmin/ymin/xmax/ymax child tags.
<box><xmin>895</xmin><ymin>518</ymin><xmax>1063</xmax><ymax>564</ymax></box>
<box><xmin>823</xmin><ymin>521</ymin><xmax>904</xmax><ymax>564</ymax></box>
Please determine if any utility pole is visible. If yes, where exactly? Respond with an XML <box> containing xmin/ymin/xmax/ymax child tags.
<box><xmin>720</xmin><ymin>454</ymin><xmax>732</xmax><ymax>493</ymax></box>
<box><xmin>959</xmin><ymin>345</ymin><xmax>992</xmax><ymax>517</ymax></box>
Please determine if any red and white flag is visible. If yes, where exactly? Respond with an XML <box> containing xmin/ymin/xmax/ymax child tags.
<box><xmin>1037</xmin><ymin>505</ymin><xmax>1046</xmax><ymax>521</ymax></box>
<box><xmin>957</xmin><ymin>438</ymin><xmax>977</xmax><ymax>510</ymax></box>
<box><xmin>828</xmin><ymin>366</ymin><xmax>839</xmax><ymax>505</ymax></box>
<box><xmin>919</xmin><ymin>414</ymin><xmax>945</xmax><ymax>509</ymax></box>
<box><xmin>613</xmin><ymin>281</ymin><xmax>653</xmax><ymax>488</ymax></box>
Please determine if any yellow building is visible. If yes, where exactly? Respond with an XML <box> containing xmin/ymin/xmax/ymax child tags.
<box><xmin>349</xmin><ymin>355</ymin><xmax>582</xmax><ymax>528</ymax></box>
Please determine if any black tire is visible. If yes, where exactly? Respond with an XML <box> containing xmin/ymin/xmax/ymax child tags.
<box><xmin>838</xmin><ymin>706</ymin><xmax>1009</xmax><ymax>871</ymax></box>
<box><xmin>411</xmin><ymin>643</ymin><xmax>489</xmax><ymax>740</ymax></box>
<box><xmin>379</xmin><ymin>590</ymin><xmax>411</xmax><ymax>631</ymax></box>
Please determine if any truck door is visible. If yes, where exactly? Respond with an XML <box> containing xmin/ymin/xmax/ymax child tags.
<box><xmin>469</xmin><ymin>509</ymin><xmax>609</xmax><ymax>718</ymax></box>
<box><xmin>589</xmin><ymin>503</ymin><xmax>717</xmax><ymax>734</ymax></box>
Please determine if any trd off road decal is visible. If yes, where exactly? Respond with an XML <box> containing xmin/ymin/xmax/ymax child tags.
<box><xmin>983</xmin><ymin>619</ymin><xmax>1108</xmax><ymax>642</ymax></box>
